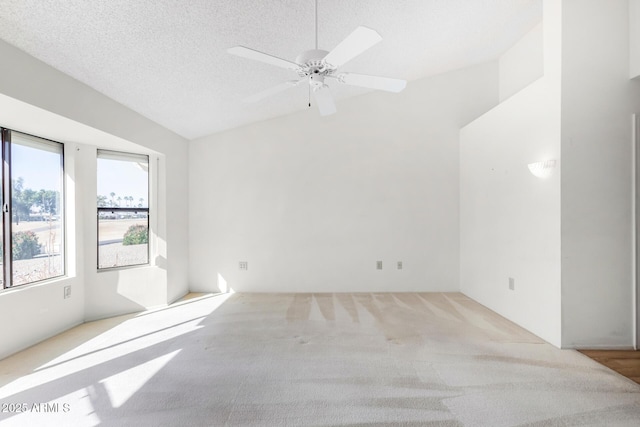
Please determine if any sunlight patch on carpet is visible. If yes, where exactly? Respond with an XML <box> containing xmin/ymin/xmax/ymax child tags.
<box><xmin>99</xmin><ymin>349</ymin><xmax>181</xmax><ymax>408</ymax></box>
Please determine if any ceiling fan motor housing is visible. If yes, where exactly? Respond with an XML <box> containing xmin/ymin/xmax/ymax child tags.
<box><xmin>295</xmin><ymin>49</ymin><xmax>335</xmax><ymax>74</ymax></box>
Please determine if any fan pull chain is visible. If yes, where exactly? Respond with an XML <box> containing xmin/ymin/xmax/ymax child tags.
<box><xmin>308</xmin><ymin>85</ymin><xmax>311</xmax><ymax>108</ymax></box>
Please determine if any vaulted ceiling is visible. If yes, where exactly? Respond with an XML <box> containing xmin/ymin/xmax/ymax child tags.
<box><xmin>0</xmin><ymin>0</ymin><xmax>541</xmax><ymax>139</ymax></box>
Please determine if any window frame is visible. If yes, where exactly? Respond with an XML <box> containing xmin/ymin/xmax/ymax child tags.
<box><xmin>96</xmin><ymin>149</ymin><xmax>150</xmax><ymax>271</ymax></box>
<box><xmin>1</xmin><ymin>128</ymin><xmax>66</xmax><ymax>289</ymax></box>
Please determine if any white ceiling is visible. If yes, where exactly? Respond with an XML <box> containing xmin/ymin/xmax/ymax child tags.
<box><xmin>0</xmin><ymin>0</ymin><xmax>541</xmax><ymax>140</ymax></box>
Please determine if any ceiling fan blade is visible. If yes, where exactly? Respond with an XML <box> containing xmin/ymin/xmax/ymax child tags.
<box><xmin>313</xmin><ymin>85</ymin><xmax>336</xmax><ymax>116</ymax></box>
<box><xmin>335</xmin><ymin>72</ymin><xmax>407</xmax><ymax>93</ymax></box>
<box><xmin>243</xmin><ymin>80</ymin><xmax>303</xmax><ymax>103</ymax></box>
<box><xmin>228</xmin><ymin>46</ymin><xmax>300</xmax><ymax>70</ymax></box>
<box><xmin>322</xmin><ymin>26</ymin><xmax>382</xmax><ymax>68</ymax></box>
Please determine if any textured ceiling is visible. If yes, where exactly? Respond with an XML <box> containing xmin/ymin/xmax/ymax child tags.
<box><xmin>0</xmin><ymin>0</ymin><xmax>541</xmax><ymax>140</ymax></box>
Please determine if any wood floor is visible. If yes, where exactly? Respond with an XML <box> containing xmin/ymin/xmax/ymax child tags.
<box><xmin>580</xmin><ymin>350</ymin><xmax>640</xmax><ymax>384</ymax></box>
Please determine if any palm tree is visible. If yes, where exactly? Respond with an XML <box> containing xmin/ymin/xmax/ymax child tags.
<box><xmin>116</xmin><ymin>196</ymin><xmax>122</xmax><ymax>207</ymax></box>
<box><xmin>110</xmin><ymin>192</ymin><xmax>116</xmax><ymax>207</ymax></box>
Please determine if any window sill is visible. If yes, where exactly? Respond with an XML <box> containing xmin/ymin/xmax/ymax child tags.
<box><xmin>0</xmin><ymin>274</ymin><xmax>72</xmax><ymax>295</ymax></box>
<box><xmin>97</xmin><ymin>263</ymin><xmax>152</xmax><ymax>273</ymax></box>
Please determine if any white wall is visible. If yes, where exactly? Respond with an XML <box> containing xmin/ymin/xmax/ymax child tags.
<box><xmin>499</xmin><ymin>23</ymin><xmax>544</xmax><ymax>102</ymax></box>
<box><xmin>0</xmin><ymin>39</ymin><xmax>189</xmax><ymax>358</ymax></box>
<box><xmin>631</xmin><ymin>0</ymin><xmax>640</xmax><ymax>79</ymax></box>
<box><xmin>560</xmin><ymin>0</ymin><xmax>640</xmax><ymax>348</ymax></box>
<box><xmin>460</xmin><ymin>0</ymin><xmax>561</xmax><ymax>346</ymax></box>
<box><xmin>189</xmin><ymin>62</ymin><xmax>498</xmax><ymax>293</ymax></box>
<box><xmin>461</xmin><ymin>0</ymin><xmax>640</xmax><ymax>349</ymax></box>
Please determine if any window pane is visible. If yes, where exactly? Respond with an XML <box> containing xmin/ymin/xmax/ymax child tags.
<box><xmin>97</xmin><ymin>152</ymin><xmax>148</xmax><ymax>209</ymax></box>
<box><xmin>11</xmin><ymin>134</ymin><xmax>64</xmax><ymax>286</ymax></box>
<box><xmin>97</xmin><ymin>151</ymin><xmax>149</xmax><ymax>269</ymax></box>
<box><xmin>98</xmin><ymin>211</ymin><xmax>149</xmax><ymax>269</ymax></box>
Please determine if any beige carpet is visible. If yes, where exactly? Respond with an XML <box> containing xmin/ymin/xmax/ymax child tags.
<box><xmin>0</xmin><ymin>292</ymin><xmax>639</xmax><ymax>426</ymax></box>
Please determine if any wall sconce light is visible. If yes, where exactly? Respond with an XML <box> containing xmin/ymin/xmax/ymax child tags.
<box><xmin>528</xmin><ymin>160</ymin><xmax>556</xmax><ymax>178</ymax></box>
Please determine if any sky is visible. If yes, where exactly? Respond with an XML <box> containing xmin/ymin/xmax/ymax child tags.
<box><xmin>10</xmin><ymin>144</ymin><xmax>148</xmax><ymax>207</ymax></box>
<box><xmin>12</xmin><ymin>143</ymin><xmax>62</xmax><ymax>192</ymax></box>
<box><xmin>97</xmin><ymin>158</ymin><xmax>148</xmax><ymax>207</ymax></box>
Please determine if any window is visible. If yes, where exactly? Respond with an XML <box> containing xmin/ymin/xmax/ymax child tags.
<box><xmin>97</xmin><ymin>150</ymin><xmax>149</xmax><ymax>269</ymax></box>
<box><xmin>1</xmin><ymin>129</ymin><xmax>65</xmax><ymax>288</ymax></box>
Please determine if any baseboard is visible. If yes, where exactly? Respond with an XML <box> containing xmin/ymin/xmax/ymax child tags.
<box><xmin>83</xmin><ymin>308</ymin><xmax>144</xmax><ymax>323</ymax></box>
<box><xmin>566</xmin><ymin>345</ymin><xmax>636</xmax><ymax>350</ymax></box>
<box><xmin>167</xmin><ymin>290</ymin><xmax>190</xmax><ymax>305</ymax></box>
<box><xmin>0</xmin><ymin>320</ymin><xmax>84</xmax><ymax>361</ymax></box>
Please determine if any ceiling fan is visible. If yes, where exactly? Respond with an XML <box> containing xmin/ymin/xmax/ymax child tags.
<box><xmin>228</xmin><ymin>2</ymin><xmax>407</xmax><ymax>116</ymax></box>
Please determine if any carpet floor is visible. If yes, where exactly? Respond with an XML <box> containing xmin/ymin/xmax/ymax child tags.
<box><xmin>0</xmin><ymin>292</ymin><xmax>639</xmax><ymax>426</ymax></box>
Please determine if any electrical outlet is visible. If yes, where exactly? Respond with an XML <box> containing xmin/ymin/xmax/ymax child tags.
<box><xmin>64</xmin><ymin>286</ymin><xmax>71</xmax><ymax>299</ymax></box>
<box><xmin>239</xmin><ymin>261</ymin><xmax>248</xmax><ymax>271</ymax></box>
<box><xmin>509</xmin><ymin>277</ymin><xmax>515</xmax><ymax>290</ymax></box>
<box><xmin>376</xmin><ymin>261</ymin><xmax>383</xmax><ymax>270</ymax></box>
<box><xmin>397</xmin><ymin>261</ymin><xmax>403</xmax><ymax>270</ymax></box>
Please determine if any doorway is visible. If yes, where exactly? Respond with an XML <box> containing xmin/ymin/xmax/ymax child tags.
<box><xmin>635</xmin><ymin>113</ymin><xmax>640</xmax><ymax>349</ymax></box>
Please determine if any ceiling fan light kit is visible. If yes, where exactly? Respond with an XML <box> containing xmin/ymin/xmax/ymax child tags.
<box><xmin>227</xmin><ymin>2</ymin><xmax>407</xmax><ymax>116</ymax></box>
